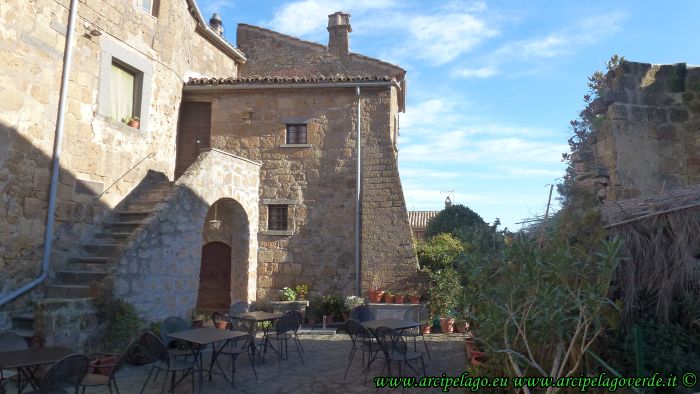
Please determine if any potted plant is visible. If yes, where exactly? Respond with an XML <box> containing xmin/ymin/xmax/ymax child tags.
<box><xmin>190</xmin><ymin>309</ymin><xmax>204</xmax><ymax>328</ymax></box>
<box><xmin>280</xmin><ymin>286</ymin><xmax>297</xmax><ymax>301</ymax></box>
<box><xmin>307</xmin><ymin>295</ymin><xmax>323</xmax><ymax>324</ymax></box>
<box><xmin>123</xmin><ymin>116</ymin><xmax>140</xmax><ymax>128</ymax></box>
<box><xmin>428</xmin><ymin>267</ymin><xmax>461</xmax><ymax>334</ymax></box>
<box><xmin>383</xmin><ymin>290</ymin><xmax>394</xmax><ymax>304</ymax></box>
<box><xmin>320</xmin><ymin>294</ymin><xmax>343</xmax><ymax>323</ymax></box>
<box><xmin>394</xmin><ymin>293</ymin><xmax>405</xmax><ymax>304</ymax></box>
<box><xmin>343</xmin><ymin>295</ymin><xmax>364</xmax><ymax>320</ymax></box>
<box><xmin>294</xmin><ymin>284</ymin><xmax>309</xmax><ymax>301</ymax></box>
<box><xmin>420</xmin><ymin>318</ymin><xmax>433</xmax><ymax>334</ymax></box>
<box><xmin>407</xmin><ymin>290</ymin><xmax>420</xmax><ymax>304</ymax></box>
<box><xmin>366</xmin><ymin>269</ymin><xmax>384</xmax><ymax>303</ymax></box>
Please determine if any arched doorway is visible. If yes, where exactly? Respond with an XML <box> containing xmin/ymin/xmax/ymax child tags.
<box><xmin>196</xmin><ymin>198</ymin><xmax>250</xmax><ymax>311</ymax></box>
<box><xmin>196</xmin><ymin>242</ymin><xmax>231</xmax><ymax>311</ymax></box>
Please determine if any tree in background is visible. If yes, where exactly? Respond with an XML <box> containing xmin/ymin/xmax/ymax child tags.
<box><xmin>416</xmin><ymin>233</ymin><xmax>464</xmax><ymax>271</ymax></box>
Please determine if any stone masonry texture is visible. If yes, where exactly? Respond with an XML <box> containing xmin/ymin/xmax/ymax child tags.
<box><xmin>584</xmin><ymin>61</ymin><xmax>700</xmax><ymax>201</ymax></box>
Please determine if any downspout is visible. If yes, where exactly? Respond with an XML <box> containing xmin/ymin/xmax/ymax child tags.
<box><xmin>355</xmin><ymin>86</ymin><xmax>362</xmax><ymax>296</ymax></box>
<box><xmin>0</xmin><ymin>0</ymin><xmax>78</xmax><ymax>306</ymax></box>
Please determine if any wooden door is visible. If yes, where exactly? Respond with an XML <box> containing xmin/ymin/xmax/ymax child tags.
<box><xmin>196</xmin><ymin>241</ymin><xmax>232</xmax><ymax>311</ymax></box>
<box><xmin>175</xmin><ymin>102</ymin><xmax>211</xmax><ymax>179</ymax></box>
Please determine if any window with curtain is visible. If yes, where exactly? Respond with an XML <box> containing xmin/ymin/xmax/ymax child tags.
<box><xmin>286</xmin><ymin>124</ymin><xmax>307</xmax><ymax>144</ymax></box>
<box><xmin>110</xmin><ymin>63</ymin><xmax>135</xmax><ymax>123</ymax></box>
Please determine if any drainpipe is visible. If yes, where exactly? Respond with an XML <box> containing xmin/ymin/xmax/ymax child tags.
<box><xmin>0</xmin><ymin>0</ymin><xmax>78</xmax><ymax>306</ymax></box>
<box><xmin>355</xmin><ymin>86</ymin><xmax>362</xmax><ymax>296</ymax></box>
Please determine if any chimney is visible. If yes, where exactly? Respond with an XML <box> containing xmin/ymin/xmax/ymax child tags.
<box><xmin>209</xmin><ymin>13</ymin><xmax>224</xmax><ymax>37</ymax></box>
<box><xmin>327</xmin><ymin>11</ymin><xmax>351</xmax><ymax>56</ymax></box>
<box><xmin>445</xmin><ymin>196</ymin><xmax>452</xmax><ymax>208</ymax></box>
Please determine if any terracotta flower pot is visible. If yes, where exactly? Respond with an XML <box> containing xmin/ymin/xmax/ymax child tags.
<box><xmin>439</xmin><ymin>317</ymin><xmax>455</xmax><ymax>334</ymax></box>
<box><xmin>420</xmin><ymin>324</ymin><xmax>432</xmax><ymax>334</ymax></box>
<box><xmin>215</xmin><ymin>321</ymin><xmax>229</xmax><ymax>330</ymax></box>
<box><xmin>368</xmin><ymin>290</ymin><xmax>384</xmax><ymax>303</ymax></box>
<box><xmin>383</xmin><ymin>294</ymin><xmax>394</xmax><ymax>303</ymax></box>
<box><xmin>454</xmin><ymin>321</ymin><xmax>469</xmax><ymax>333</ymax></box>
<box><xmin>409</xmin><ymin>295</ymin><xmax>420</xmax><ymax>304</ymax></box>
<box><xmin>127</xmin><ymin>120</ymin><xmax>140</xmax><ymax>129</ymax></box>
<box><xmin>325</xmin><ymin>315</ymin><xmax>334</xmax><ymax>324</ymax></box>
<box><xmin>394</xmin><ymin>295</ymin><xmax>405</xmax><ymax>304</ymax></box>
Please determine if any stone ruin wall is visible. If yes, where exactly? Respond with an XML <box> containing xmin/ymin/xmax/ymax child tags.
<box><xmin>0</xmin><ymin>0</ymin><xmax>239</xmax><ymax>323</ymax></box>
<box><xmin>580</xmin><ymin>61</ymin><xmax>700</xmax><ymax>201</ymax></box>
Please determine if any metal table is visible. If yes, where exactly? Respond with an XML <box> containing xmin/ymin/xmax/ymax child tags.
<box><xmin>169</xmin><ymin>327</ymin><xmax>246</xmax><ymax>392</ymax></box>
<box><xmin>230</xmin><ymin>311</ymin><xmax>282</xmax><ymax>363</ymax></box>
<box><xmin>362</xmin><ymin>318</ymin><xmax>421</xmax><ymax>332</ymax></box>
<box><xmin>0</xmin><ymin>346</ymin><xmax>75</xmax><ymax>393</ymax></box>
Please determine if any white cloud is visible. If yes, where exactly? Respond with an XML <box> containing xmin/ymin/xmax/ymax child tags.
<box><xmin>493</xmin><ymin>12</ymin><xmax>626</xmax><ymax>62</ymax></box>
<box><xmin>201</xmin><ymin>0</ymin><xmax>236</xmax><ymax>16</ymax></box>
<box><xmin>455</xmin><ymin>66</ymin><xmax>498</xmax><ymax>79</ymax></box>
<box><xmin>406</xmin><ymin>13</ymin><xmax>499</xmax><ymax>65</ymax></box>
<box><xmin>266</xmin><ymin>0</ymin><xmax>396</xmax><ymax>38</ymax></box>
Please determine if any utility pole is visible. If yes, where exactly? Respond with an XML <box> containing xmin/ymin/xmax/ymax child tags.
<box><xmin>539</xmin><ymin>184</ymin><xmax>554</xmax><ymax>247</ymax></box>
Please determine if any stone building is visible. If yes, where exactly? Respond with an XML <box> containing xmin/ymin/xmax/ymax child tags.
<box><xmin>576</xmin><ymin>61</ymin><xmax>700</xmax><ymax>201</ymax></box>
<box><xmin>0</xmin><ymin>1</ymin><xmax>418</xmax><ymax>347</ymax></box>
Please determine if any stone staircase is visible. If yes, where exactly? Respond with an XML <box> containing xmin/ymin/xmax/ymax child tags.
<box><xmin>6</xmin><ymin>180</ymin><xmax>173</xmax><ymax>347</ymax></box>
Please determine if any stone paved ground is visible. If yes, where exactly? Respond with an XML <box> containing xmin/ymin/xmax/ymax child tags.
<box><xmin>4</xmin><ymin>332</ymin><xmax>469</xmax><ymax>393</ymax></box>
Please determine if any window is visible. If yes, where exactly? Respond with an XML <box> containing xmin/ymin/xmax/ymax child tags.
<box><xmin>138</xmin><ymin>0</ymin><xmax>159</xmax><ymax>17</ymax></box>
<box><xmin>286</xmin><ymin>124</ymin><xmax>307</xmax><ymax>144</ymax></box>
<box><xmin>98</xmin><ymin>37</ymin><xmax>153</xmax><ymax>131</ymax></box>
<box><xmin>110</xmin><ymin>62</ymin><xmax>137</xmax><ymax>122</ymax></box>
<box><xmin>268</xmin><ymin>205</ymin><xmax>288</xmax><ymax>230</ymax></box>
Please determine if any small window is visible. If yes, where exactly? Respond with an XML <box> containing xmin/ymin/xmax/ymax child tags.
<box><xmin>268</xmin><ymin>205</ymin><xmax>288</xmax><ymax>230</ymax></box>
<box><xmin>110</xmin><ymin>62</ymin><xmax>138</xmax><ymax>122</ymax></box>
<box><xmin>286</xmin><ymin>124</ymin><xmax>307</xmax><ymax>144</ymax></box>
<box><xmin>138</xmin><ymin>0</ymin><xmax>159</xmax><ymax>17</ymax></box>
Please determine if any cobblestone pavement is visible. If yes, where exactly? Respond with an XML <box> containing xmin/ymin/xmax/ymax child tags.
<box><xmin>4</xmin><ymin>332</ymin><xmax>469</xmax><ymax>393</ymax></box>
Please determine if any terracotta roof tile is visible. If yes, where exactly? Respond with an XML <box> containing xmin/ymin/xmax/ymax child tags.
<box><xmin>186</xmin><ymin>74</ymin><xmax>394</xmax><ymax>86</ymax></box>
<box><xmin>407</xmin><ymin>211</ymin><xmax>440</xmax><ymax>228</ymax></box>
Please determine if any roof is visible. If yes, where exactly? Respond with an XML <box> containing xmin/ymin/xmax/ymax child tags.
<box><xmin>237</xmin><ymin>24</ymin><xmax>405</xmax><ymax>76</ymax></box>
<box><xmin>186</xmin><ymin>0</ymin><xmax>246</xmax><ymax>62</ymax></box>
<box><xmin>186</xmin><ymin>74</ymin><xmax>395</xmax><ymax>86</ymax></box>
<box><xmin>602</xmin><ymin>184</ymin><xmax>700</xmax><ymax>228</ymax></box>
<box><xmin>407</xmin><ymin>211</ymin><xmax>440</xmax><ymax>228</ymax></box>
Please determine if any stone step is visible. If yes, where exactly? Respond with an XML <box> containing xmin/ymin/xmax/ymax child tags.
<box><xmin>106</xmin><ymin>221</ymin><xmax>144</xmax><ymax>232</ymax></box>
<box><xmin>68</xmin><ymin>256</ymin><xmax>111</xmax><ymax>271</ymax></box>
<box><xmin>11</xmin><ymin>313</ymin><xmax>34</xmax><ymax>330</ymax></box>
<box><xmin>55</xmin><ymin>270</ymin><xmax>107</xmax><ymax>284</ymax></box>
<box><xmin>46</xmin><ymin>284</ymin><xmax>92</xmax><ymax>298</ymax></box>
<box><xmin>81</xmin><ymin>243</ymin><xmax>121</xmax><ymax>257</ymax></box>
<box><xmin>125</xmin><ymin>200</ymin><xmax>162</xmax><ymax>211</ymax></box>
<box><xmin>95</xmin><ymin>231</ymin><xmax>132</xmax><ymax>240</ymax></box>
<box><xmin>116</xmin><ymin>210</ymin><xmax>151</xmax><ymax>221</ymax></box>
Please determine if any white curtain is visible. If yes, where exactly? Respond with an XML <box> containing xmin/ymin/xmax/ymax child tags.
<box><xmin>110</xmin><ymin>63</ymin><xmax>134</xmax><ymax>122</ymax></box>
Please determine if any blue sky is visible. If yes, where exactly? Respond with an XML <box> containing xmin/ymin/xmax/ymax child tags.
<box><xmin>197</xmin><ymin>0</ymin><xmax>699</xmax><ymax>229</ymax></box>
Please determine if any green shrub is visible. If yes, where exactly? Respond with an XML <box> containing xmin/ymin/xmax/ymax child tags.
<box><xmin>416</xmin><ymin>233</ymin><xmax>464</xmax><ymax>271</ymax></box>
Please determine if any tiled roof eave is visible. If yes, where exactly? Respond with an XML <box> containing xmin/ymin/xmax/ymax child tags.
<box><xmin>185</xmin><ymin>74</ymin><xmax>396</xmax><ymax>87</ymax></box>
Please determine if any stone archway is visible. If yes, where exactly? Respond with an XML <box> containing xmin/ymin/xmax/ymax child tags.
<box><xmin>197</xmin><ymin>198</ymin><xmax>251</xmax><ymax>311</ymax></box>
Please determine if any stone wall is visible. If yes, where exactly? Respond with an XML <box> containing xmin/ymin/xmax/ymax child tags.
<box><xmin>0</xmin><ymin>0</ymin><xmax>240</xmax><ymax>318</ymax></box>
<box><xmin>111</xmin><ymin>149</ymin><xmax>260</xmax><ymax>322</ymax></box>
<box><xmin>185</xmin><ymin>84</ymin><xmax>418</xmax><ymax>300</ymax></box>
<box><xmin>236</xmin><ymin>24</ymin><xmax>404</xmax><ymax>79</ymax></box>
<box><xmin>589</xmin><ymin>62</ymin><xmax>700</xmax><ymax>200</ymax></box>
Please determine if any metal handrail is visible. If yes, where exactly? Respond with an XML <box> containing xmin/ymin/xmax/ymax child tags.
<box><xmin>0</xmin><ymin>151</ymin><xmax>156</xmax><ymax>306</ymax></box>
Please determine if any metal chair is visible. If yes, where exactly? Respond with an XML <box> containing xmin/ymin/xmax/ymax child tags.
<box><xmin>375</xmin><ymin>326</ymin><xmax>426</xmax><ymax>377</ymax></box>
<box><xmin>160</xmin><ymin>316</ymin><xmax>194</xmax><ymax>359</ymax></box>
<box><xmin>283</xmin><ymin>310</ymin><xmax>305</xmax><ymax>353</ymax></box>
<box><xmin>270</xmin><ymin>313</ymin><xmax>304</xmax><ymax>366</ymax></box>
<box><xmin>139</xmin><ymin>331</ymin><xmax>195</xmax><ymax>394</ymax></box>
<box><xmin>350</xmin><ymin>305</ymin><xmax>374</xmax><ymax>322</ymax></box>
<box><xmin>80</xmin><ymin>338</ymin><xmax>134</xmax><ymax>394</ymax></box>
<box><xmin>400</xmin><ymin>310</ymin><xmax>431</xmax><ymax>358</ymax></box>
<box><xmin>25</xmin><ymin>353</ymin><xmax>88</xmax><ymax>394</ymax></box>
<box><xmin>228</xmin><ymin>301</ymin><xmax>250</xmax><ymax>315</ymax></box>
<box><xmin>343</xmin><ymin>320</ymin><xmax>382</xmax><ymax>379</ymax></box>
<box><xmin>215</xmin><ymin>316</ymin><xmax>258</xmax><ymax>386</ymax></box>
